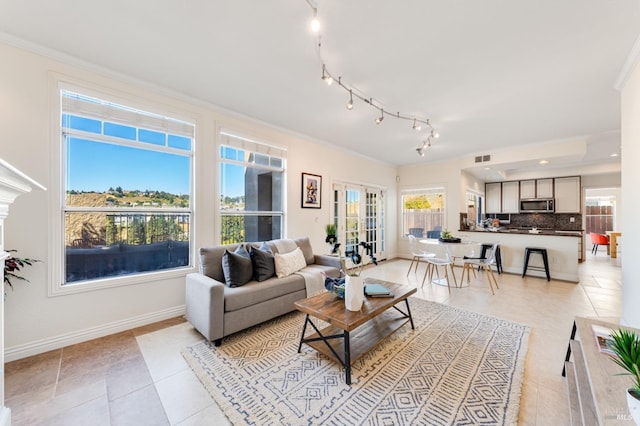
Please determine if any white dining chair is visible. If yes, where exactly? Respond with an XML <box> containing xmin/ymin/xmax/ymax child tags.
<box><xmin>461</xmin><ymin>241</ymin><xmax>500</xmax><ymax>295</ymax></box>
<box><xmin>422</xmin><ymin>245</ymin><xmax>457</xmax><ymax>294</ymax></box>
<box><xmin>407</xmin><ymin>235</ymin><xmax>435</xmax><ymax>275</ymax></box>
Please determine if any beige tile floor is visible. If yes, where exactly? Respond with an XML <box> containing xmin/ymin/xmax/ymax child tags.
<box><xmin>5</xmin><ymin>249</ymin><xmax>622</xmax><ymax>425</ymax></box>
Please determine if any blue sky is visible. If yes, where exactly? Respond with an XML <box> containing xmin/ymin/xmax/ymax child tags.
<box><xmin>64</xmin><ymin>113</ymin><xmax>246</xmax><ymax>197</ymax></box>
<box><xmin>67</xmin><ymin>137</ymin><xmax>190</xmax><ymax>195</ymax></box>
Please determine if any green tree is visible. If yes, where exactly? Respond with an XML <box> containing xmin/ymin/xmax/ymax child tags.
<box><xmin>404</xmin><ymin>195</ymin><xmax>431</xmax><ymax>210</ymax></box>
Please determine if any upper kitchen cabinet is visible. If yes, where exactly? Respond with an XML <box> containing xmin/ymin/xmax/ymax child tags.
<box><xmin>537</xmin><ymin>178</ymin><xmax>554</xmax><ymax>198</ymax></box>
<box><xmin>486</xmin><ymin>181</ymin><xmax>519</xmax><ymax>213</ymax></box>
<box><xmin>501</xmin><ymin>181</ymin><xmax>520</xmax><ymax>213</ymax></box>
<box><xmin>485</xmin><ymin>182</ymin><xmax>502</xmax><ymax>213</ymax></box>
<box><xmin>554</xmin><ymin>176</ymin><xmax>581</xmax><ymax>213</ymax></box>
<box><xmin>520</xmin><ymin>178</ymin><xmax>553</xmax><ymax>199</ymax></box>
<box><xmin>520</xmin><ymin>180</ymin><xmax>536</xmax><ymax>199</ymax></box>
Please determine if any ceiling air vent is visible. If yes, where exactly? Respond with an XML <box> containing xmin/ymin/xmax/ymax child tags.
<box><xmin>474</xmin><ymin>155</ymin><xmax>492</xmax><ymax>163</ymax></box>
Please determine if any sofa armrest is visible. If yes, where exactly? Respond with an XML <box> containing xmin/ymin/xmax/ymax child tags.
<box><xmin>314</xmin><ymin>254</ymin><xmax>341</xmax><ymax>269</ymax></box>
<box><xmin>185</xmin><ymin>272</ymin><xmax>225</xmax><ymax>342</ymax></box>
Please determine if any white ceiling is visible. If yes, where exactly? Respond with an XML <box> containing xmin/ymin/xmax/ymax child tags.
<box><xmin>1</xmin><ymin>0</ymin><xmax>638</xmax><ymax>174</ymax></box>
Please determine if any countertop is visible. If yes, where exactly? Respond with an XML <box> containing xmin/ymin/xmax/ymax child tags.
<box><xmin>459</xmin><ymin>228</ymin><xmax>584</xmax><ymax>237</ymax></box>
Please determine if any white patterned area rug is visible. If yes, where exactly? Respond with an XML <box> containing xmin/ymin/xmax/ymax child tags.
<box><xmin>181</xmin><ymin>297</ymin><xmax>530</xmax><ymax>425</ymax></box>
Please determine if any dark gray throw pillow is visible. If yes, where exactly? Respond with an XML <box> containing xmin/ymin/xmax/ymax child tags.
<box><xmin>222</xmin><ymin>246</ymin><xmax>253</xmax><ymax>287</ymax></box>
<box><xmin>250</xmin><ymin>243</ymin><xmax>275</xmax><ymax>282</ymax></box>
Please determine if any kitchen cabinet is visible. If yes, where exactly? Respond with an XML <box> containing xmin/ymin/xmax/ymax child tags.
<box><xmin>519</xmin><ymin>178</ymin><xmax>553</xmax><ymax>199</ymax></box>
<box><xmin>555</xmin><ymin>176</ymin><xmax>581</xmax><ymax>213</ymax></box>
<box><xmin>520</xmin><ymin>180</ymin><xmax>536</xmax><ymax>199</ymax></box>
<box><xmin>536</xmin><ymin>178</ymin><xmax>554</xmax><ymax>198</ymax></box>
<box><xmin>485</xmin><ymin>182</ymin><xmax>502</xmax><ymax>213</ymax></box>
<box><xmin>501</xmin><ymin>181</ymin><xmax>519</xmax><ymax>213</ymax></box>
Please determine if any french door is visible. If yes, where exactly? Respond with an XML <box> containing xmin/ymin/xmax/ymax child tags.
<box><xmin>332</xmin><ymin>183</ymin><xmax>385</xmax><ymax>263</ymax></box>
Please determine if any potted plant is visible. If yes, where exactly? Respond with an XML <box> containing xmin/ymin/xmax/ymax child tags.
<box><xmin>325</xmin><ymin>223</ymin><xmax>338</xmax><ymax>253</ymax></box>
<box><xmin>608</xmin><ymin>328</ymin><xmax>640</xmax><ymax>423</ymax></box>
<box><xmin>4</xmin><ymin>250</ymin><xmax>40</xmax><ymax>297</ymax></box>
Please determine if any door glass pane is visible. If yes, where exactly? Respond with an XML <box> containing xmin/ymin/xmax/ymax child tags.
<box><xmin>345</xmin><ymin>189</ymin><xmax>360</xmax><ymax>253</ymax></box>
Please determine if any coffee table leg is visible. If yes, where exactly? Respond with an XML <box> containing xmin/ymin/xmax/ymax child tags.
<box><xmin>344</xmin><ymin>330</ymin><xmax>351</xmax><ymax>385</ymax></box>
<box><xmin>297</xmin><ymin>314</ymin><xmax>310</xmax><ymax>353</ymax></box>
<box><xmin>405</xmin><ymin>299</ymin><xmax>415</xmax><ymax>330</ymax></box>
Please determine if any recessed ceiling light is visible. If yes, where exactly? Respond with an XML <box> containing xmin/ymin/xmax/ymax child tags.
<box><xmin>610</xmin><ymin>153</ymin><xmax>620</xmax><ymax>157</ymax></box>
<box><xmin>539</xmin><ymin>160</ymin><xmax>549</xmax><ymax>165</ymax></box>
<box><xmin>484</xmin><ymin>167</ymin><xmax>491</xmax><ymax>170</ymax></box>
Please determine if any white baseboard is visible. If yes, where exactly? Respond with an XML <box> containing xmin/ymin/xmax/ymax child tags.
<box><xmin>4</xmin><ymin>305</ymin><xmax>186</xmax><ymax>362</ymax></box>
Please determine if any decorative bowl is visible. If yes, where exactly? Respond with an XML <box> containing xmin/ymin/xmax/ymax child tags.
<box><xmin>333</xmin><ymin>284</ymin><xmax>345</xmax><ymax>299</ymax></box>
<box><xmin>324</xmin><ymin>276</ymin><xmax>346</xmax><ymax>299</ymax></box>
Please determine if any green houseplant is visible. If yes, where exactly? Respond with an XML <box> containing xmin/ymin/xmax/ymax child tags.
<box><xmin>325</xmin><ymin>223</ymin><xmax>337</xmax><ymax>243</ymax></box>
<box><xmin>4</xmin><ymin>250</ymin><xmax>40</xmax><ymax>296</ymax></box>
<box><xmin>608</xmin><ymin>328</ymin><xmax>640</xmax><ymax>423</ymax></box>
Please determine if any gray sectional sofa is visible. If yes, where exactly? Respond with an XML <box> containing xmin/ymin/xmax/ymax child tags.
<box><xmin>185</xmin><ymin>237</ymin><xmax>341</xmax><ymax>345</ymax></box>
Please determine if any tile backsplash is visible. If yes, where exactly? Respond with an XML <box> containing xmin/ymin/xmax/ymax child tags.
<box><xmin>509</xmin><ymin>213</ymin><xmax>582</xmax><ymax>230</ymax></box>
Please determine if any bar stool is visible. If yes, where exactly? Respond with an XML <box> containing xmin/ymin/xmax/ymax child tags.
<box><xmin>522</xmin><ymin>247</ymin><xmax>550</xmax><ymax>281</ymax></box>
<box><xmin>479</xmin><ymin>243</ymin><xmax>502</xmax><ymax>274</ymax></box>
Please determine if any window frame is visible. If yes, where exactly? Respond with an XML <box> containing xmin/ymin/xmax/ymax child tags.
<box><xmin>49</xmin><ymin>78</ymin><xmax>197</xmax><ymax>297</ymax></box>
<box><xmin>218</xmin><ymin>131</ymin><xmax>287</xmax><ymax>244</ymax></box>
<box><xmin>400</xmin><ymin>187</ymin><xmax>446</xmax><ymax>239</ymax></box>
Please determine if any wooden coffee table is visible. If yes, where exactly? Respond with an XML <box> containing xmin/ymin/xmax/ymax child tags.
<box><xmin>294</xmin><ymin>279</ymin><xmax>416</xmax><ymax>385</ymax></box>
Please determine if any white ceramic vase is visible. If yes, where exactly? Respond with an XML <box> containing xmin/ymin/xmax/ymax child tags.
<box><xmin>344</xmin><ymin>275</ymin><xmax>364</xmax><ymax>311</ymax></box>
<box><xmin>627</xmin><ymin>388</ymin><xmax>640</xmax><ymax>424</ymax></box>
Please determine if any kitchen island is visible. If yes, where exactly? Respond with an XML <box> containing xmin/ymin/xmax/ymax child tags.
<box><xmin>458</xmin><ymin>229</ymin><xmax>582</xmax><ymax>282</ymax></box>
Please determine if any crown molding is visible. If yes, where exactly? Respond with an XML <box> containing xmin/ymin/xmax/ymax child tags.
<box><xmin>614</xmin><ymin>33</ymin><xmax>640</xmax><ymax>91</ymax></box>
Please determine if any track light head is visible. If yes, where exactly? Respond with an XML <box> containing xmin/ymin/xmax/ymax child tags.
<box><xmin>375</xmin><ymin>110</ymin><xmax>384</xmax><ymax>124</ymax></box>
<box><xmin>416</xmin><ymin>147</ymin><xmax>425</xmax><ymax>156</ymax></box>
<box><xmin>431</xmin><ymin>129</ymin><xmax>439</xmax><ymax>139</ymax></box>
<box><xmin>347</xmin><ymin>90</ymin><xmax>353</xmax><ymax>110</ymax></box>
<box><xmin>321</xmin><ymin>64</ymin><xmax>333</xmax><ymax>85</ymax></box>
<box><xmin>412</xmin><ymin>119</ymin><xmax>421</xmax><ymax>131</ymax></box>
<box><xmin>310</xmin><ymin>8</ymin><xmax>320</xmax><ymax>33</ymax></box>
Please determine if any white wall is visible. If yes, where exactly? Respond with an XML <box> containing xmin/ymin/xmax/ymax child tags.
<box><xmin>621</xmin><ymin>53</ymin><xmax>640</xmax><ymax>328</ymax></box>
<box><xmin>0</xmin><ymin>41</ymin><xmax>398</xmax><ymax>359</ymax></box>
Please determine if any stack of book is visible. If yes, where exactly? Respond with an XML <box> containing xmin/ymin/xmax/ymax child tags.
<box><xmin>364</xmin><ymin>283</ymin><xmax>393</xmax><ymax>297</ymax></box>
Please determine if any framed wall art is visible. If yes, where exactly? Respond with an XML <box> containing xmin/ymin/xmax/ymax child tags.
<box><xmin>301</xmin><ymin>173</ymin><xmax>322</xmax><ymax>209</ymax></box>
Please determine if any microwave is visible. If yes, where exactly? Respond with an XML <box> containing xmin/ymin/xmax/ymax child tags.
<box><xmin>520</xmin><ymin>199</ymin><xmax>555</xmax><ymax>213</ymax></box>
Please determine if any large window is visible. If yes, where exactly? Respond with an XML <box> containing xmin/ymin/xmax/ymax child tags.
<box><xmin>60</xmin><ymin>89</ymin><xmax>194</xmax><ymax>286</ymax></box>
<box><xmin>219</xmin><ymin>132</ymin><xmax>286</xmax><ymax>244</ymax></box>
<box><xmin>401</xmin><ymin>188</ymin><xmax>445</xmax><ymax>238</ymax></box>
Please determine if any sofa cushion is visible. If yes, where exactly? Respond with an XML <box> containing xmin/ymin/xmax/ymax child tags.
<box><xmin>224</xmin><ymin>274</ymin><xmax>306</xmax><ymax>312</ymax></box>
<box><xmin>274</xmin><ymin>247</ymin><xmax>307</xmax><ymax>278</ymax></box>
<box><xmin>250</xmin><ymin>243</ymin><xmax>275</xmax><ymax>282</ymax></box>
<box><xmin>222</xmin><ymin>246</ymin><xmax>253</xmax><ymax>287</ymax></box>
<box><xmin>200</xmin><ymin>244</ymin><xmax>241</xmax><ymax>282</ymax></box>
<box><xmin>294</xmin><ymin>237</ymin><xmax>315</xmax><ymax>265</ymax></box>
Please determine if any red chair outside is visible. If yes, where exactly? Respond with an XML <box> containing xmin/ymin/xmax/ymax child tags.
<box><xmin>590</xmin><ymin>233</ymin><xmax>609</xmax><ymax>255</ymax></box>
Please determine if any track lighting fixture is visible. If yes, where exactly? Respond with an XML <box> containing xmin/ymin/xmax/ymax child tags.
<box><xmin>414</xmin><ymin>137</ymin><xmax>433</xmax><ymax>157</ymax></box>
<box><xmin>310</xmin><ymin>8</ymin><xmax>320</xmax><ymax>33</ymax></box>
<box><xmin>321</xmin><ymin>64</ymin><xmax>332</xmax><ymax>85</ymax></box>
<box><xmin>308</xmin><ymin>2</ymin><xmax>439</xmax><ymax>156</ymax></box>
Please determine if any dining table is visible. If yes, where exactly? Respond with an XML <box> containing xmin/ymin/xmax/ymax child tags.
<box><xmin>419</xmin><ymin>238</ymin><xmax>482</xmax><ymax>287</ymax></box>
